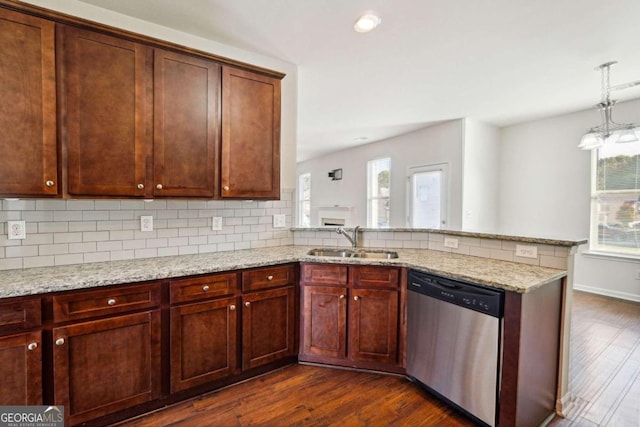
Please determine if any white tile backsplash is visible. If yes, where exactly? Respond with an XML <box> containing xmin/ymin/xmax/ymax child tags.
<box><xmin>0</xmin><ymin>189</ymin><xmax>294</xmax><ymax>271</ymax></box>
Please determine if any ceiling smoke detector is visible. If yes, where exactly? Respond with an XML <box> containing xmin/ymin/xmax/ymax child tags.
<box><xmin>354</xmin><ymin>13</ymin><xmax>381</xmax><ymax>33</ymax></box>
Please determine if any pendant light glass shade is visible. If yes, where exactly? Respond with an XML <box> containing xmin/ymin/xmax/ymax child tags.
<box><xmin>578</xmin><ymin>131</ymin><xmax>604</xmax><ymax>149</ymax></box>
<box><xmin>578</xmin><ymin>62</ymin><xmax>640</xmax><ymax>150</ymax></box>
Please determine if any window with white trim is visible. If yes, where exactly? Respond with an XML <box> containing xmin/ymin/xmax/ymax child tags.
<box><xmin>298</xmin><ymin>172</ymin><xmax>311</xmax><ymax>227</ymax></box>
<box><xmin>367</xmin><ymin>158</ymin><xmax>391</xmax><ymax>228</ymax></box>
<box><xmin>590</xmin><ymin>140</ymin><xmax>640</xmax><ymax>256</ymax></box>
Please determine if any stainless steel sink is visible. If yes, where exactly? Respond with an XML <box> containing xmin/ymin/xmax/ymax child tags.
<box><xmin>306</xmin><ymin>248</ymin><xmax>398</xmax><ymax>259</ymax></box>
<box><xmin>352</xmin><ymin>250</ymin><xmax>399</xmax><ymax>259</ymax></box>
<box><xmin>306</xmin><ymin>248</ymin><xmax>354</xmax><ymax>257</ymax></box>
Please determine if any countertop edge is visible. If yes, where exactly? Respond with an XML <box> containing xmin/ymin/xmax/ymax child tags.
<box><xmin>0</xmin><ymin>246</ymin><xmax>567</xmax><ymax>299</ymax></box>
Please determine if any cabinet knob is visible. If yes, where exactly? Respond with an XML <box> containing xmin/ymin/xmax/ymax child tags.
<box><xmin>229</xmin><ymin>304</ymin><xmax>236</xmax><ymax>311</ymax></box>
<box><xmin>45</xmin><ymin>180</ymin><xmax>55</xmax><ymax>187</ymax></box>
<box><xmin>353</xmin><ymin>296</ymin><xmax>360</xmax><ymax>301</ymax></box>
<box><xmin>107</xmin><ymin>298</ymin><xmax>116</xmax><ymax>306</ymax></box>
<box><xmin>202</xmin><ymin>285</ymin><xmax>210</xmax><ymax>292</ymax></box>
<box><xmin>245</xmin><ymin>301</ymin><xmax>251</xmax><ymax>307</ymax></box>
<box><xmin>223</xmin><ymin>185</ymin><xmax>230</xmax><ymax>191</ymax></box>
<box><xmin>339</xmin><ymin>294</ymin><xmax>345</xmax><ymax>299</ymax></box>
<box><xmin>28</xmin><ymin>342</ymin><xmax>38</xmax><ymax>351</ymax></box>
<box><xmin>55</xmin><ymin>338</ymin><xmax>65</xmax><ymax>346</ymax></box>
<box><xmin>137</xmin><ymin>183</ymin><xmax>144</xmax><ymax>189</ymax></box>
<box><xmin>267</xmin><ymin>275</ymin><xmax>273</xmax><ymax>281</ymax></box>
<box><xmin>156</xmin><ymin>184</ymin><xmax>163</xmax><ymax>190</ymax></box>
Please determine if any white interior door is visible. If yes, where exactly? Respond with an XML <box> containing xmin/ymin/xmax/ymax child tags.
<box><xmin>407</xmin><ymin>163</ymin><xmax>448</xmax><ymax>228</ymax></box>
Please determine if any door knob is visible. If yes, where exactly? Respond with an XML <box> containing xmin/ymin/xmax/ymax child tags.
<box><xmin>353</xmin><ymin>296</ymin><xmax>360</xmax><ymax>301</ymax></box>
<box><xmin>230</xmin><ymin>305</ymin><xmax>236</xmax><ymax>311</ymax></box>
<box><xmin>137</xmin><ymin>183</ymin><xmax>144</xmax><ymax>189</ymax></box>
<box><xmin>223</xmin><ymin>185</ymin><xmax>230</xmax><ymax>191</ymax></box>
<box><xmin>45</xmin><ymin>180</ymin><xmax>55</xmax><ymax>187</ymax></box>
<box><xmin>55</xmin><ymin>338</ymin><xmax>65</xmax><ymax>346</ymax></box>
<box><xmin>245</xmin><ymin>301</ymin><xmax>251</xmax><ymax>307</ymax></box>
<box><xmin>156</xmin><ymin>184</ymin><xmax>163</xmax><ymax>190</ymax></box>
<box><xmin>28</xmin><ymin>342</ymin><xmax>38</xmax><ymax>351</ymax></box>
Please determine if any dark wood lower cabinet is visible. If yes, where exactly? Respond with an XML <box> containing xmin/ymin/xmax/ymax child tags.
<box><xmin>242</xmin><ymin>286</ymin><xmax>295</xmax><ymax>370</ymax></box>
<box><xmin>0</xmin><ymin>331</ymin><xmax>42</xmax><ymax>405</ymax></box>
<box><xmin>170</xmin><ymin>297</ymin><xmax>237</xmax><ymax>392</ymax></box>
<box><xmin>302</xmin><ymin>286</ymin><xmax>346</xmax><ymax>358</ymax></box>
<box><xmin>53</xmin><ymin>310</ymin><xmax>161</xmax><ymax>426</ymax></box>
<box><xmin>348</xmin><ymin>288</ymin><xmax>398</xmax><ymax>364</ymax></box>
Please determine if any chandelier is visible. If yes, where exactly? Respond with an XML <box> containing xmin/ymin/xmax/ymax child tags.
<box><xmin>578</xmin><ymin>61</ymin><xmax>640</xmax><ymax>150</ymax></box>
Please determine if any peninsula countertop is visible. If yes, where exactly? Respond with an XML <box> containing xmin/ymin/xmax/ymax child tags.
<box><xmin>0</xmin><ymin>245</ymin><xmax>567</xmax><ymax>299</ymax></box>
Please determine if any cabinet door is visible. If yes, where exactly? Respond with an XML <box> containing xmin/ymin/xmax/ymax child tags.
<box><xmin>221</xmin><ymin>66</ymin><xmax>281</xmax><ymax>199</ymax></box>
<box><xmin>53</xmin><ymin>310</ymin><xmax>161</xmax><ymax>426</ymax></box>
<box><xmin>242</xmin><ymin>287</ymin><xmax>294</xmax><ymax>370</ymax></box>
<box><xmin>301</xmin><ymin>286</ymin><xmax>347</xmax><ymax>359</ymax></box>
<box><xmin>154</xmin><ymin>50</ymin><xmax>219</xmax><ymax>197</ymax></box>
<box><xmin>348</xmin><ymin>289</ymin><xmax>398</xmax><ymax>365</ymax></box>
<box><xmin>0</xmin><ymin>9</ymin><xmax>57</xmax><ymax>197</ymax></box>
<box><xmin>170</xmin><ymin>297</ymin><xmax>237</xmax><ymax>392</ymax></box>
<box><xmin>61</xmin><ymin>25</ymin><xmax>152</xmax><ymax>197</ymax></box>
<box><xmin>0</xmin><ymin>331</ymin><xmax>42</xmax><ymax>405</ymax></box>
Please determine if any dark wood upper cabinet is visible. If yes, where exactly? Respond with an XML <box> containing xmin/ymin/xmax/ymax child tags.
<box><xmin>0</xmin><ymin>8</ymin><xmax>57</xmax><ymax>197</ymax></box>
<box><xmin>60</xmin><ymin>25</ymin><xmax>153</xmax><ymax>197</ymax></box>
<box><xmin>153</xmin><ymin>50</ymin><xmax>219</xmax><ymax>198</ymax></box>
<box><xmin>221</xmin><ymin>66</ymin><xmax>281</xmax><ymax>199</ymax></box>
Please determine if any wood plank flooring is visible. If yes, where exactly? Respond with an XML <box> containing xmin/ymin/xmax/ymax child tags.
<box><xmin>549</xmin><ymin>291</ymin><xmax>640</xmax><ymax>427</ymax></box>
<box><xmin>115</xmin><ymin>290</ymin><xmax>639</xmax><ymax>427</ymax></box>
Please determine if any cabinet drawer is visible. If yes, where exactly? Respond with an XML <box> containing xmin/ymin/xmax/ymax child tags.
<box><xmin>53</xmin><ymin>282</ymin><xmax>161</xmax><ymax>323</ymax></box>
<box><xmin>350</xmin><ymin>266</ymin><xmax>399</xmax><ymax>289</ymax></box>
<box><xmin>0</xmin><ymin>299</ymin><xmax>41</xmax><ymax>335</ymax></box>
<box><xmin>300</xmin><ymin>263</ymin><xmax>348</xmax><ymax>286</ymax></box>
<box><xmin>242</xmin><ymin>265</ymin><xmax>295</xmax><ymax>292</ymax></box>
<box><xmin>170</xmin><ymin>273</ymin><xmax>238</xmax><ymax>304</ymax></box>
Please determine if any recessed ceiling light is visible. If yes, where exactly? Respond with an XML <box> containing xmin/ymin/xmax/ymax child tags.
<box><xmin>352</xmin><ymin>136</ymin><xmax>369</xmax><ymax>142</ymax></box>
<box><xmin>353</xmin><ymin>13</ymin><xmax>381</xmax><ymax>33</ymax></box>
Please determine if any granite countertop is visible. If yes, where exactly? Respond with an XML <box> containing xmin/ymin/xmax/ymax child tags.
<box><xmin>0</xmin><ymin>245</ymin><xmax>567</xmax><ymax>299</ymax></box>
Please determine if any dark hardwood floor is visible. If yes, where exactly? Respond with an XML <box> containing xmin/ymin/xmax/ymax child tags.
<box><xmin>115</xmin><ymin>290</ymin><xmax>639</xmax><ymax>427</ymax></box>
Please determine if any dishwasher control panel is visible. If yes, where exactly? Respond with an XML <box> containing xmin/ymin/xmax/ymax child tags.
<box><xmin>408</xmin><ymin>270</ymin><xmax>504</xmax><ymax>318</ymax></box>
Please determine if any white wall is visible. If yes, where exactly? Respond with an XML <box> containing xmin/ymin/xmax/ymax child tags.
<box><xmin>499</xmin><ymin>99</ymin><xmax>640</xmax><ymax>300</ymax></box>
<box><xmin>297</xmin><ymin>120</ymin><xmax>465</xmax><ymax>228</ymax></box>
<box><xmin>462</xmin><ymin>119</ymin><xmax>501</xmax><ymax>232</ymax></box>
<box><xmin>21</xmin><ymin>0</ymin><xmax>298</xmax><ymax>189</ymax></box>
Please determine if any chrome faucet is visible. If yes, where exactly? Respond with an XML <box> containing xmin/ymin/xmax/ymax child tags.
<box><xmin>337</xmin><ymin>226</ymin><xmax>360</xmax><ymax>249</ymax></box>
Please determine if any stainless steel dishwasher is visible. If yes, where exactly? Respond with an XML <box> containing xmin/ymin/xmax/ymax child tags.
<box><xmin>406</xmin><ymin>270</ymin><xmax>504</xmax><ymax>427</ymax></box>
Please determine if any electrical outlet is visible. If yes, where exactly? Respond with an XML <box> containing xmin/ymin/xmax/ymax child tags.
<box><xmin>140</xmin><ymin>216</ymin><xmax>153</xmax><ymax>232</ymax></box>
<box><xmin>273</xmin><ymin>214</ymin><xmax>286</xmax><ymax>228</ymax></box>
<box><xmin>212</xmin><ymin>216</ymin><xmax>223</xmax><ymax>231</ymax></box>
<box><xmin>516</xmin><ymin>244</ymin><xmax>538</xmax><ymax>259</ymax></box>
<box><xmin>444</xmin><ymin>237</ymin><xmax>459</xmax><ymax>249</ymax></box>
<box><xmin>7</xmin><ymin>220</ymin><xmax>26</xmax><ymax>240</ymax></box>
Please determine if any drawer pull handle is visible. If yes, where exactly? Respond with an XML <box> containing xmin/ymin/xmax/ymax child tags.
<box><xmin>245</xmin><ymin>301</ymin><xmax>251</xmax><ymax>307</ymax></box>
<box><xmin>229</xmin><ymin>304</ymin><xmax>236</xmax><ymax>311</ymax></box>
<box><xmin>156</xmin><ymin>184</ymin><xmax>163</xmax><ymax>190</ymax></box>
<box><xmin>339</xmin><ymin>294</ymin><xmax>345</xmax><ymax>299</ymax></box>
<box><xmin>55</xmin><ymin>338</ymin><xmax>65</xmax><ymax>346</ymax></box>
<box><xmin>107</xmin><ymin>298</ymin><xmax>117</xmax><ymax>306</ymax></box>
<box><xmin>45</xmin><ymin>180</ymin><xmax>55</xmax><ymax>187</ymax></box>
<box><xmin>202</xmin><ymin>285</ymin><xmax>210</xmax><ymax>292</ymax></box>
<box><xmin>223</xmin><ymin>185</ymin><xmax>230</xmax><ymax>191</ymax></box>
<box><xmin>137</xmin><ymin>183</ymin><xmax>144</xmax><ymax>189</ymax></box>
<box><xmin>354</xmin><ymin>296</ymin><xmax>360</xmax><ymax>301</ymax></box>
<box><xmin>267</xmin><ymin>275</ymin><xmax>274</xmax><ymax>281</ymax></box>
<box><xmin>28</xmin><ymin>342</ymin><xmax>38</xmax><ymax>351</ymax></box>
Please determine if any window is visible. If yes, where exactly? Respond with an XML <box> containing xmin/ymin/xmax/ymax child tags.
<box><xmin>407</xmin><ymin>163</ymin><xmax>448</xmax><ymax>228</ymax></box>
<box><xmin>298</xmin><ymin>173</ymin><xmax>311</xmax><ymax>227</ymax></box>
<box><xmin>367</xmin><ymin>158</ymin><xmax>391</xmax><ymax>228</ymax></box>
<box><xmin>590</xmin><ymin>140</ymin><xmax>640</xmax><ymax>256</ymax></box>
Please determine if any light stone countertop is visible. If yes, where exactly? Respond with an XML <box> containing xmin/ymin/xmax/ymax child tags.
<box><xmin>0</xmin><ymin>245</ymin><xmax>567</xmax><ymax>299</ymax></box>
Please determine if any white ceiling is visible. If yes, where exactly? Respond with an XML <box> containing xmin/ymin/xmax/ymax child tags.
<box><xmin>78</xmin><ymin>0</ymin><xmax>640</xmax><ymax>161</ymax></box>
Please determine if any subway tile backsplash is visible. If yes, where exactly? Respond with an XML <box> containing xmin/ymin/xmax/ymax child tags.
<box><xmin>0</xmin><ymin>190</ymin><xmax>294</xmax><ymax>271</ymax></box>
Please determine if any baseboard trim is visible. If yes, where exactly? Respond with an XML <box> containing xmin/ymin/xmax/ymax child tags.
<box><xmin>573</xmin><ymin>283</ymin><xmax>640</xmax><ymax>303</ymax></box>
<box><xmin>555</xmin><ymin>391</ymin><xmax>574</xmax><ymax>418</ymax></box>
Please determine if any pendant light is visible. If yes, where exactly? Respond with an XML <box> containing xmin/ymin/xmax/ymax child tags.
<box><xmin>578</xmin><ymin>61</ymin><xmax>640</xmax><ymax>150</ymax></box>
